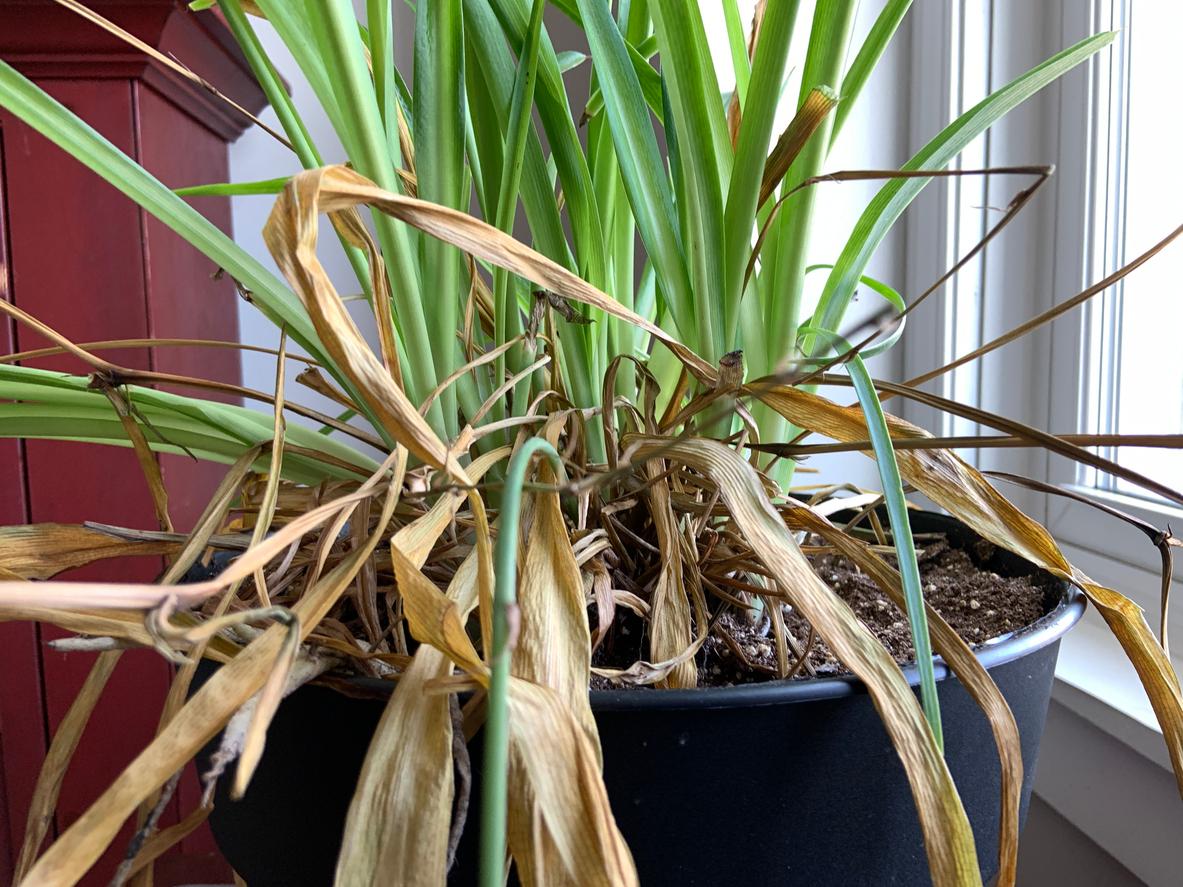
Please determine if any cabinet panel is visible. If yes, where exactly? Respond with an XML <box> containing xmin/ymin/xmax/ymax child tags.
<box><xmin>0</xmin><ymin>3</ymin><xmax>265</xmax><ymax>882</ymax></box>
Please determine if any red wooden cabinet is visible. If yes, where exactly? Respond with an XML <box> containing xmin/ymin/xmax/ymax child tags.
<box><xmin>0</xmin><ymin>2</ymin><xmax>266</xmax><ymax>882</ymax></box>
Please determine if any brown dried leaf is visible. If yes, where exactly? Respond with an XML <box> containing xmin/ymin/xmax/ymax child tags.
<box><xmin>629</xmin><ymin>435</ymin><xmax>982</xmax><ymax>887</ymax></box>
<box><xmin>391</xmin><ymin>447</ymin><xmax>510</xmax><ymax>566</ymax></box>
<box><xmin>390</xmin><ymin>515</ymin><xmax>636</xmax><ymax>886</ymax></box>
<box><xmin>336</xmin><ymin>553</ymin><xmax>483</xmax><ymax>887</ymax></box>
<box><xmin>395</xmin><ymin>546</ymin><xmax>486</xmax><ymax>677</ymax></box>
<box><xmin>758</xmin><ymin>86</ymin><xmax>839</xmax><ymax>206</ymax></box>
<box><xmin>643</xmin><ymin>464</ymin><xmax>696</xmax><ymax>689</ymax></box>
<box><xmin>514</xmin><ymin>459</ymin><xmax>596</xmax><ymax>726</ymax></box>
<box><xmin>756</xmin><ymin>383</ymin><xmax>1183</xmax><ymax>799</ymax></box>
<box><xmin>122</xmin><ymin>804</ymin><xmax>210</xmax><ymax>881</ymax></box>
<box><xmin>295</xmin><ymin>366</ymin><xmax>362</xmax><ymax>412</ymax></box>
<box><xmin>508</xmin><ymin>454</ymin><xmax>620</xmax><ymax>885</ymax></box>
<box><xmin>96</xmin><ymin>382</ymin><xmax>173</xmax><ymax>533</ymax></box>
<box><xmin>269</xmin><ymin>167</ymin><xmax>716</xmax><ymax>387</ymax></box>
<box><xmin>783</xmin><ymin>502</ymin><xmax>1023</xmax><ymax>886</ymax></box>
<box><xmin>0</xmin><ymin>524</ymin><xmax>176</xmax><ymax>580</ymax></box>
<box><xmin>16</xmin><ymin>469</ymin><xmax>400</xmax><ymax>885</ymax></box>
<box><xmin>265</xmin><ymin>174</ymin><xmax>444</xmax><ymax>468</ymax></box>
<box><xmin>504</xmin><ymin>680</ymin><xmax>637</xmax><ymax>887</ymax></box>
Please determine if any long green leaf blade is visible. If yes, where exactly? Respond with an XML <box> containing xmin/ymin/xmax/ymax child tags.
<box><xmin>174</xmin><ymin>177</ymin><xmax>289</xmax><ymax>197</ymax></box>
<box><xmin>830</xmin><ymin>0</ymin><xmax>913</xmax><ymax>145</ymax></box>
<box><xmin>483</xmin><ymin>0</ymin><xmax>608</xmax><ymax>289</ymax></box>
<box><xmin>803</xmin><ymin>329</ymin><xmax>943</xmax><ymax>749</ymax></box>
<box><xmin>650</xmin><ymin>0</ymin><xmax>730</xmax><ymax>360</ymax></box>
<box><xmin>414</xmin><ymin>0</ymin><xmax>468</xmax><ymax>435</ymax></box>
<box><xmin>573</xmin><ymin>0</ymin><xmax>694</xmax><ymax>338</ymax></box>
<box><xmin>490</xmin><ymin>0</ymin><xmax>547</xmax><ymax>423</ymax></box>
<box><xmin>811</xmin><ymin>31</ymin><xmax>1116</xmax><ymax>339</ymax></box>
<box><xmin>763</xmin><ymin>0</ymin><xmax>857</xmax><ymax>369</ymax></box>
<box><xmin>217</xmin><ymin>0</ymin><xmax>375</xmax><ymax>297</ymax></box>
<box><xmin>723</xmin><ymin>0</ymin><xmax>801</xmax><ymax>359</ymax></box>
<box><xmin>723</xmin><ymin>0</ymin><xmax>751</xmax><ymax>105</ymax></box>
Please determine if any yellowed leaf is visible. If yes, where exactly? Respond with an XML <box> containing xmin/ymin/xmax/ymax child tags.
<box><xmin>756</xmin><ymin>382</ymin><xmax>1183</xmax><ymax>800</ymax></box>
<box><xmin>629</xmin><ymin>435</ymin><xmax>981</xmax><ymax>887</ymax></box>
<box><xmin>16</xmin><ymin>465</ymin><xmax>400</xmax><ymax>886</ymax></box>
<box><xmin>264</xmin><ymin>170</ymin><xmax>453</xmax><ymax>471</ymax></box>
<box><xmin>335</xmin><ymin>552</ymin><xmax>482</xmax><ymax>887</ymax></box>
<box><xmin>0</xmin><ymin>524</ymin><xmax>176</xmax><ymax>580</ymax></box>
<box><xmin>268</xmin><ymin>167</ymin><xmax>716</xmax><ymax>388</ymax></box>
<box><xmin>642</xmin><ymin>463</ymin><xmax>696</xmax><ymax>689</ymax></box>
<box><xmin>508</xmin><ymin>455</ymin><xmax>619</xmax><ymax>886</ymax></box>
<box><xmin>783</xmin><ymin>501</ymin><xmax>1023</xmax><ymax>887</ymax></box>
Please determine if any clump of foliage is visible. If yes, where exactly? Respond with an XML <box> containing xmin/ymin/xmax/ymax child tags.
<box><xmin>0</xmin><ymin>2</ymin><xmax>1179</xmax><ymax>886</ymax></box>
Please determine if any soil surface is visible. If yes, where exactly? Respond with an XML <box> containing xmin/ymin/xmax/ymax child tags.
<box><xmin>591</xmin><ymin>533</ymin><xmax>1062</xmax><ymax>689</ymax></box>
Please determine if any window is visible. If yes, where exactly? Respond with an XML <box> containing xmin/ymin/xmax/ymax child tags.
<box><xmin>1045</xmin><ymin>0</ymin><xmax>1183</xmax><ymax>550</ymax></box>
<box><xmin>899</xmin><ymin>2</ymin><xmax>1181</xmax><ymax>861</ymax></box>
<box><xmin>904</xmin><ymin>0</ymin><xmax>1183</xmax><ymax>724</ymax></box>
<box><xmin>904</xmin><ymin>0</ymin><xmax>1183</xmax><ymax>545</ymax></box>
<box><xmin>1073</xmin><ymin>0</ymin><xmax>1183</xmax><ymax>501</ymax></box>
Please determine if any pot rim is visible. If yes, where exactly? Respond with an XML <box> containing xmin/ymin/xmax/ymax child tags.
<box><xmin>588</xmin><ymin>581</ymin><xmax>1085</xmax><ymax>711</ymax></box>
<box><xmin>344</xmin><ymin>583</ymin><xmax>1085</xmax><ymax>712</ymax></box>
<box><xmin>341</xmin><ymin>508</ymin><xmax>1088</xmax><ymax>712</ymax></box>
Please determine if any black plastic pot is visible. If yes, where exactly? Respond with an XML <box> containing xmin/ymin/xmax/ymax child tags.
<box><xmin>195</xmin><ymin>512</ymin><xmax>1084</xmax><ymax>886</ymax></box>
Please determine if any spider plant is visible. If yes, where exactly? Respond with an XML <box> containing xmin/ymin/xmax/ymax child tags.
<box><xmin>0</xmin><ymin>1</ymin><xmax>1180</xmax><ymax>886</ymax></box>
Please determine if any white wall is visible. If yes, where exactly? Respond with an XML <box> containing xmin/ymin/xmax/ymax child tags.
<box><xmin>228</xmin><ymin>2</ymin><xmax>913</xmax><ymax>489</ymax></box>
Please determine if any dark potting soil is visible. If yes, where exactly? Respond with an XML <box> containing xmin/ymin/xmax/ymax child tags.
<box><xmin>590</xmin><ymin>533</ymin><xmax>1061</xmax><ymax>689</ymax></box>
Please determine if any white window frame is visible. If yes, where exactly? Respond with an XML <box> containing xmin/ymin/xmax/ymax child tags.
<box><xmin>901</xmin><ymin>0</ymin><xmax>1183</xmax><ymax>725</ymax></box>
<box><xmin>1045</xmin><ymin>0</ymin><xmax>1183</xmax><ymax>557</ymax></box>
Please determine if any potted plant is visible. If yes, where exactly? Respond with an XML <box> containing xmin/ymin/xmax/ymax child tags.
<box><xmin>0</xmin><ymin>1</ymin><xmax>1179</xmax><ymax>885</ymax></box>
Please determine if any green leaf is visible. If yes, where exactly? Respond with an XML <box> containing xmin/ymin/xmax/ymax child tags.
<box><xmin>413</xmin><ymin>0</ymin><xmax>468</xmax><ymax>435</ymax></box>
<box><xmin>0</xmin><ymin>366</ymin><xmax>377</xmax><ymax>482</ymax></box>
<box><xmin>250</xmin><ymin>1</ymin><xmax>343</xmax><ymax>137</ymax></box>
<box><xmin>482</xmin><ymin>0</ymin><xmax>608</xmax><ymax>290</ymax></box>
<box><xmin>556</xmin><ymin>50</ymin><xmax>587</xmax><ymax>73</ymax></box>
<box><xmin>495</xmin><ymin>8</ymin><xmax>547</xmax><ymax>245</ymax></box>
<box><xmin>722</xmin><ymin>0</ymin><xmax>801</xmax><ymax>355</ymax></box>
<box><xmin>479</xmin><ymin>437</ymin><xmax>567</xmax><ymax>887</ymax></box>
<box><xmin>650</xmin><ymin>0</ymin><xmax>731</xmax><ymax>360</ymax></box>
<box><xmin>367</xmin><ymin>0</ymin><xmax>400</xmax><ymax>159</ymax></box>
<box><xmin>492</xmin><ymin>0</ymin><xmax>546</xmax><ymax>278</ymax></box>
<box><xmin>581</xmin><ymin>34</ymin><xmax>663</xmax><ymax>129</ymax></box>
<box><xmin>174</xmin><ymin>177</ymin><xmax>290</xmax><ymax>197</ymax></box>
<box><xmin>762</xmin><ymin>0</ymin><xmax>858</xmax><ymax>371</ymax></box>
<box><xmin>218</xmin><ymin>0</ymin><xmax>323</xmax><ymax>168</ymax></box>
<box><xmin>462</xmin><ymin>0</ymin><xmax>599</xmax><ymax>416</ymax></box>
<box><xmin>318</xmin><ymin>408</ymin><xmax>359</xmax><ymax>436</ymax></box>
<box><xmin>830</xmin><ymin>0</ymin><xmax>913</xmax><ymax>145</ymax></box>
<box><xmin>801</xmin><ymin>265</ymin><xmax>906</xmax><ymax>359</ymax></box>
<box><xmin>573</xmin><ymin>0</ymin><xmax>693</xmax><ymax>339</ymax></box>
<box><xmin>810</xmin><ymin>30</ymin><xmax>1116</xmax><ymax>340</ymax></box>
<box><xmin>800</xmin><ymin>328</ymin><xmax>944</xmax><ymax>750</ymax></box>
<box><xmin>0</xmin><ymin>60</ymin><xmax>331</xmax><ymax>366</ymax></box>
<box><xmin>489</xmin><ymin>0</ymin><xmax>548</xmax><ymax>427</ymax></box>
<box><xmin>462</xmin><ymin>1</ymin><xmax>568</xmax><ymax>265</ymax></box>
<box><xmin>217</xmin><ymin>0</ymin><xmax>375</xmax><ymax>299</ymax></box>
<box><xmin>723</xmin><ymin>0</ymin><xmax>751</xmax><ymax>105</ymax></box>
<box><xmin>0</xmin><ymin>407</ymin><xmax>355</xmax><ymax>484</ymax></box>
<box><xmin>300</xmin><ymin>0</ymin><xmax>445</xmax><ymax>429</ymax></box>
<box><xmin>543</xmin><ymin>1</ymin><xmax>662</xmax><ymax>125</ymax></box>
